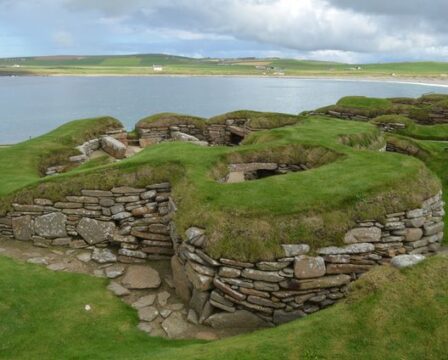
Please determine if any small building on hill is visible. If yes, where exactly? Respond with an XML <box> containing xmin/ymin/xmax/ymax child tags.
<box><xmin>152</xmin><ymin>65</ymin><xmax>164</xmax><ymax>72</ymax></box>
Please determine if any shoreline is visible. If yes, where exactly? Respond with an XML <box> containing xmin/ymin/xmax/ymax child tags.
<box><xmin>4</xmin><ymin>72</ymin><xmax>448</xmax><ymax>87</ymax></box>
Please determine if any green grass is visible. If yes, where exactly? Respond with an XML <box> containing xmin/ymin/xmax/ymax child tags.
<box><xmin>136</xmin><ymin>113</ymin><xmax>207</xmax><ymax>131</ymax></box>
<box><xmin>0</xmin><ymin>115</ymin><xmax>439</xmax><ymax>261</ymax></box>
<box><xmin>1</xmin><ymin>252</ymin><xmax>447</xmax><ymax>359</ymax></box>
<box><xmin>336</xmin><ymin>96</ymin><xmax>393</xmax><ymax>110</ymax></box>
<box><xmin>0</xmin><ymin>256</ymin><xmax>194</xmax><ymax>360</ymax></box>
<box><xmin>209</xmin><ymin>110</ymin><xmax>300</xmax><ymax>129</ymax></box>
<box><xmin>0</xmin><ymin>116</ymin><xmax>122</xmax><ymax>196</ymax></box>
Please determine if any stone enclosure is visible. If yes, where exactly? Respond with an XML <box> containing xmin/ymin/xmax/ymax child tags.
<box><xmin>0</xmin><ymin>183</ymin><xmax>444</xmax><ymax>330</ymax></box>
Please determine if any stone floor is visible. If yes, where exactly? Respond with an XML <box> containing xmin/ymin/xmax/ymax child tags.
<box><xmin>0</xmin><ymin>237</ymin><xmax>249</xmax><ymax>340</ymax></box>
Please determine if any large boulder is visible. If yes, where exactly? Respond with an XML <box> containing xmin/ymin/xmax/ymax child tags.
<box><xmin>121</xmin><ymin>265</ymin><xmax>161</xmax><ymax>289</ymax></box>
<box><xmin>34</xmin><ymin>212</ymin><xmax>67</xmax><ymax>238</ymax></box>
<box><xmin>76</xmin><ymin>218</ymin><xmax>115</xmax><ymax>245</ymax></box>
<box><xmin>100</xmin><ymin>136</ymin><xmax>127</xmax><ymax>159</ymax></box>
<box><xmin>12</xmin><ymin>215</ymin><xmax>34</xmax><ymax>241</ymax></box>
<box><xmin>204</xmin><ymin>310</ymin><xmax>269</xmax><ymax>329</ymax></box>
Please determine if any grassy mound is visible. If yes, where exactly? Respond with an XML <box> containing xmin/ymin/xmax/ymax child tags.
<box><xmin>372</xmin><ymin>115</ymin><xmax>448</xmax><ymax>140</ymax></box>
<box><xmin>135</xmin><ymin>113</ymin><xmax>207</xmax><ymax>130</ymax></box>
<box><xmin>209</xmin><ymin>110</ymin><xmax>300</xmax><ymax>129</ymax></box>
<box><xmin>0</xmin><ymin>115</ymin><xmax>439</xmax><ymax>261</ymax></box>
<box><xmin>1</xmin><ymin>253</ymin><xmax>446</xmax><ymax>359</ymax></box>
<box><xmin>0</xmin><ymin>116</ymin><xmax>122</xmax><ymax>196</ymax></box>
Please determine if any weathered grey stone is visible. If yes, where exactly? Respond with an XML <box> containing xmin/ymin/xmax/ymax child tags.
<box><xmin>187</xmin><ymin>260</ymin><xmax>216</xmax><ymax>277</ymax></box>
<box><xmin>92</xmin><ymin>248</ymin><xmax>117</xmax><ymax>264</ymax></box>
<box><xmin>220</xmin><ymin>258</ymin><xmax>254</xmax><ymax>268</ymax></box>
<box><xmin>171</xmin><ymin>255</ymin><xmax>192</xmax><ymax>303</ymax></box>
<box><xmin>158</xmin><ymin>291</ymin><xmax>171</xmax><ymax>307</ymax></box>
<box><xmin>110</xmin><ymin>204</ymin><xmax>125</xmax><ymax>215</ymax></box>
<box><xmin>405</xmin><ymin>228</ymin><xmax>424</xmax><ymax>242</ymax></box>
<box><xmin>118</xmin><ymin>249</ymin><xmax>147</xmax><ymax>259</ymax></box>
<box><xmin>204</xmin><ymin>310</ymin><xmax>269</xmax><ymax>329</ymax></box>
<box><xmin>34</xmin><ymin>212</ymin><xmax>67</xmax><ymax>238</ymax></box>
<box><xmin>189</xmin><ymin>289</ymin><xmax>209</xmax><ymax>315</ymax></box>
<box><xmin>344</xmin><ymin>227</ymin><xmax>381</xmax><ymax>244</ymax></box>
<box><xmin>297</xmin><ymin>274</ymin><xmax>351</xmax><ymax>290</ymax></box>
<box><xmin>121</xmin><ymin>265</ymin><xmax>161</xmax><ymax>289</ymax></box>
<box><xmin>213</xmin><ymin>278</ymin><xmax>246</xmax><ymax>301</ymax></box>
<box><xmin>111</xmin><ymin>212</ymin><xmax>132</xmax><ymax>221</ymax></box>
<box><xmin>66</xmin><ymin>196</ymin><xmax>99</xmax><ymax>204</ymax></box>
<box><xmin>281</xmin><ymin>244</ymin><xmax>310</xmax><ymax>257</ymax></box>
<box><xmin>218</xmin><ymin>266</ymin><xmax>241</xmax><ymax>278</ymax></box>
<box><xmin>241</xmin><ymin>268</ymin><xmax>284</xmax><ymax>283</ymax></box>
<box><xmin>34</xmin><ymin>198</ymin><xmax>53</xmax><ymax>206</ymax></box>
<box><xmin>12</xmin><ymin>204</ymin><xmax>44</xmax><ymax>213</ymax></box>
<box><xmin>138</xmin><ymin>306</ymin><xmax>159</xmax><ymax>322</ymax></box>
<box><xmin>405</xmin><ymin>217</ymin><xmax>426</xmax><ymax>228</ymax></box>
<box><xmin>54</xmin><ymin>202</ymin><xmax>82</xmax><ymax>209</ymax></box>
<box><xmin>385</xmin><ymin>222</ymin><xmax>405</xmax><ymax>231</ymax></box>
<box><xmin>318</xmin><ymin>243</ymin><xmax>375</xmax><ymax>255</ymax></box>
<box><xmin>12</xmin><ymin>216</ymin><xmax>34</xmax><ymax>241</ymax></box>
<box><xmin>294</xmin><ymin>256</ymin><xmax>326</xmax><ymax>279</ymax></box>
<box><xmin>141</xmin><ymin>190</ymin><xmax>157</xmax><ymax>200</ymax></box>
<box><xmin>107</xmin><ymin>281</ymin><xmax>130</xmax><ymax>296</ymax></box>
<box><xmin>406</xmin><ymin>208</ymin><xmax>424</xmax><ymax>219</ymax></box>
<box><xmin>256</xmin><ymin>261</ymin><xmax>290</xmax><ymax>271</ymax></box>
<box><xmin>185</xmin><ymin>227</ymin><xmax>206</xmax><ymax>247</ymax></box>
<box><xmin>81</xmin><ymin>189</ymin><xmax>113</xmax><ymax>197</ymax></box>
<box><xmin>76</xmin><ymin>252</ymin><xmax>92</xmax><ymax>263</ymax></box>
<box><xmin>162</xmin><ymin>312</ymin><xmax>191</xmax><ymax>338</ymax></box>
<box><xmin>132</xmin><ymin>294</ymin><xmax>156</xmax><ymax>309</ymax></box>
<box><xmin>52</xmin><ymin>237</ymin><xmax>71</xmax><ymax>246</ymax></box>
<box><xmin>273</xmin><ymin>309</ymin><xmax>306</xmax><ymax>325</ymax></box>
<box><xmin>186</xmin><ymin>262</ymin><xmax>213</xmax><ymax>291</ymax></box>
<box><xmin>253</xmin><ymin>281</ymin><xmax>280</xmax><ymax>292</ymax></box>
<box><xmin>105</xmin><ymin>264</ymin><xmax>126</xmax><ymax>278</ymax></box>
<box><xmin>424</xmin><ymin>222</ymin><xmax>444</xmax><ymax>236</ymax></box>
<box><xmin>101</xmin><ymin>136</ymin><xmax>126</xmax><ymax>159</ymax></box>
<box><xmin>391</xmin><ymin>254</ymin><xmax>425</xmax><ymax>269</ymax></box>
<box><xmin>77</xmin><ymin>218</ymin><xmax>115</xmax><ymax>245</ymax></box>
<box><xmin>116</xmin><ymin>196</ymin><xmax>140</xmax><ymax>203</ymax></box>
<box><xmin>99</xmin><ymin>198</ymin><xmax>115</xmax><ymax>207</ymax></box>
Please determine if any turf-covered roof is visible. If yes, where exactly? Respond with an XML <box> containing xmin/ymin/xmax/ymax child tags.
<box><xmin>0</xmin><ymin>108</ymin><xmax>441</xmax><ymax>261</ymax></box>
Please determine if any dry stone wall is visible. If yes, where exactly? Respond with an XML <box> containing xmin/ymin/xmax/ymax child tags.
<box><xmin>0</xmin><ymin>183</ymin><xmax>175</xmax><ymax>261</ymax></box>
<box><xmin>0</xmin><ymin>185</ymin><xmax>444</xmax><ymax>329</ymax></box>
<box><xmin>172</xmin><ymin>192</ymin><xmax>444</xmax><ymax>328</ymax></box>
<box><xmin>137</xmin><ymin>118</ymin><xmax>255</xmax><ymax>147</ymax></box>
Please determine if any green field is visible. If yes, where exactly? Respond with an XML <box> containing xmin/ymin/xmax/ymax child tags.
<box><xmin>1</xmin><ymin>54</ymin><xmax>448</xmax><ymax>78</ymax></box>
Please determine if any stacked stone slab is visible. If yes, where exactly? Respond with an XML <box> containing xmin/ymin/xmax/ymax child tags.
<box><xmin>172</xmin><ymin>192</ymin><xmax>444</xmax><ymax>328</ymax></box>
<box><xmin>0</xmin><ymin>183</ymin><xmax>175</xmax><ymax>262</ymax></box>
<box><xmin>0</xmin><ymin>186</ymin><xmax>444</xmax><ymax>329</ymax></box>
<box><xmin>46</xmin><ymin>128</ymin><xmax>128</xmax><ymax>176</ymax></box>
<box><xmin>137</xmin><ymin>118</ymin><xmax>257</xmax><ymax>147</ymax></box>
<box><xmin>138</xmin><ymin>125</ymin><xmax>206</xmax><ymax>148</ymax></box>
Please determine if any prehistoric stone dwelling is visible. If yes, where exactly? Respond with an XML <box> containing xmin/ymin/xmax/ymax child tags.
<box><xmin>0</xmin><ymin>187</ymin><xmax>443</xmax><ymax>328</ymax></box>
<box><xmin>0</xmin><ymin>105</ymin><xmax>445</xmax><ymax>334</ymax></box>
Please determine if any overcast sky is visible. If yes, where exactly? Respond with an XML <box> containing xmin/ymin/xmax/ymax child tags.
<box><xmin>1</xmin><ymin>0</ymin><xmax>448</xmax><ymax>63</ymax></box>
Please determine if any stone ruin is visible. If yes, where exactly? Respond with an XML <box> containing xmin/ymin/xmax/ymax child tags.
<box><xmin>0</xmin><ymin>183</ymin><xmax>444</xmax><ymax>330</ymax></box>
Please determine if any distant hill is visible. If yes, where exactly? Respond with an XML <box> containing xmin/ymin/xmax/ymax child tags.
<box><xmin>1</xmin><ymin>53</ymin><xmax>448</xmax><ymax>77</ymax></box>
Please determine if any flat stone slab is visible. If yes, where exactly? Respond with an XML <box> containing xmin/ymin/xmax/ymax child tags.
<box><xmin>34</xmin><ymin>212</ymin><xmax>67</xmax><ymax>239</ymax></box>
<box><xmin>138</xmin><ymin>306</ymin><xmax>159</xmax><ymax>322</ymax></box>
<box><xmin>161</xmin><ymin>312</ymin><xmax>190</xmax><ymax>338</ymax></box>
<box><xmin>77</xmin><ymin>218</ymin><xmax>115</xmax><ymax>245</ymax></box>
<box><xmin>121</xmin><ymin>265</ymin><xmax>161</xmax><ymax>289</ymax></box>
<box><xmin>107</xmin><ymin>281</ymin><xmax>130</xmax><ymax>296</ymax></box>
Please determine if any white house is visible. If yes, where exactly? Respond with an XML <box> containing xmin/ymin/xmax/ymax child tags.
<box><xmin>152</xmin><ymin>65</ymin><xmax>164</xmax><ymax>72</ymax></box>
